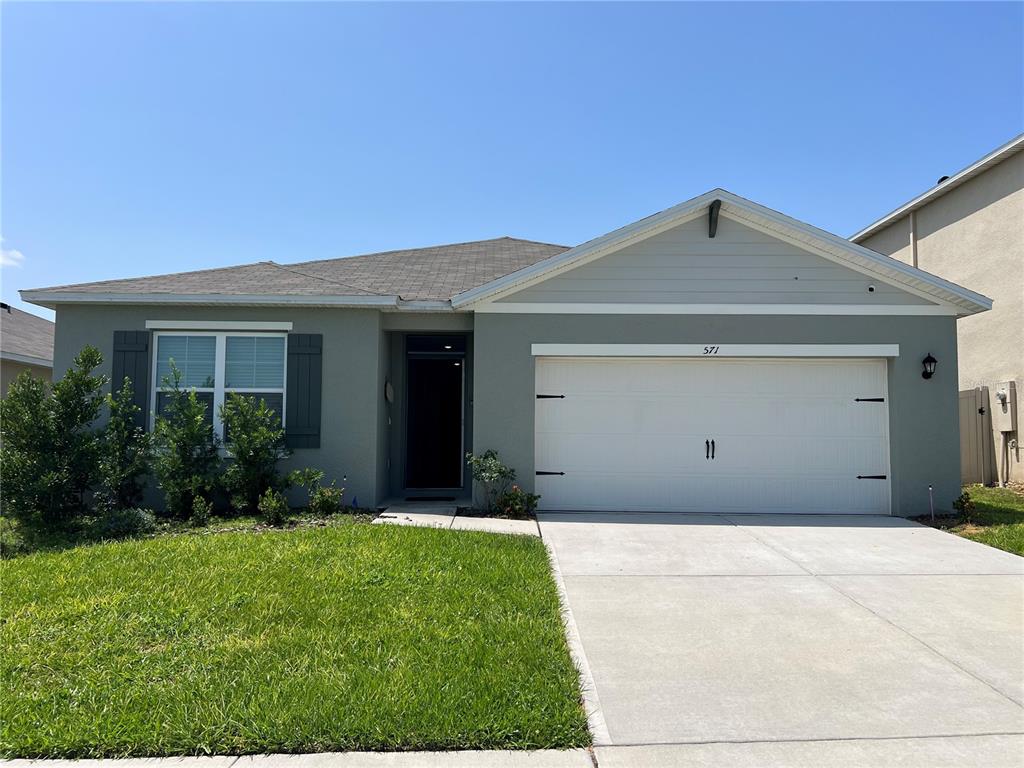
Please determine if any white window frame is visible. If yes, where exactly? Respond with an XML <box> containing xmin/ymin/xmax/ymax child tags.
<box><xmin>151</xmin><ymin>330</ymin><xmax>288</xmax><ymax>440</ymax></box>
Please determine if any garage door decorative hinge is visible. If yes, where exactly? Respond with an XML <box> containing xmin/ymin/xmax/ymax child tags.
<box><xmin>854</xmin><ymin>398</ymin><xmax>885</xmax><ymax>402</ymax></box>
<box><xmin>856</xmin><ymin>475</ymin><xmax>887</xmax><ymax>480</ymax></box>
<box><xmin>536</xmin><ymin>394</ymin><xmax>565</xmax><ymax>399</ymax></box>
<box><xmin>536</xmin><ymin>471</ymin><xmax>565</xmax><ymax>476</ymax></box>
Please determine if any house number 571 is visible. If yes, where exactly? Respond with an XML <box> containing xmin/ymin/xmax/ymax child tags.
<box><xmin>702</xmin><ymin>345</ymin><xmax>720</xmax><ymax>355</ymax></box>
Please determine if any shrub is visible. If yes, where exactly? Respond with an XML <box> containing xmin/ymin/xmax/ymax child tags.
<box><xmin>288</xmin><ymin>467</ymin><xmax>344</xmax><ymax>517</ymax></box>
<box><xmin>466</xmin><ymin>449</ymin><xmax>516</xmax><ymax>513</ymax></box>
<box><xmin>191</xmin><ymin>496</ymin><xmax>213</xmax><ymax>527</ymax></box>
<box><xmin>0</xmin><ymin>347</ymin><xmax>106</xmax><ymax>528</ymax></box>
<box><xmin>220</xmin><ymin>393</ymin><xmax>290</xmax><ymax>515</ymax></box>
<box><xmin>92</xmin><ymin>508</ymin><xmax>157</xmax><ymax>540</ymax></box>
<box><xmin>953</xmin><ymin>491</ymin><xmax>976</xmax><ymax>523</ymax></box>
<box><xmin>96</xmin><ymin>377</ymin><xmax>151</xmax><ymax>513</ymax></box>
<box><xmin>258</xmin><ymin>488</ymin><xmax>289</xmax><ymax>526</ymax></box>
<box><xmin>152</xmin><ymin>365</ymin><xmax>221</xmax><ymax>519</ymax></box>
<box><xmin>494</xmin><ymin>485</ymin><xmax>541</xmax><ymax>519</ymax></box>
<box><xmin>310</xmin><ymin>483</ymin><xmax>345</xmax><ymax>516</ymax></box>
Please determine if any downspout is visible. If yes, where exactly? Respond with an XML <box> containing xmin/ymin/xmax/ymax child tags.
<box><xmin>908</xmin><ymin>209</ymin><xmax>919</xmax><ymax>268</ymax></box>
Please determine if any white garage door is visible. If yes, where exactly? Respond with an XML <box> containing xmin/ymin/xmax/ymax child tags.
<box><xmin>535</xmin><ymin>357</ymin><xmax>890</xmax><ymax>514</ymax></box>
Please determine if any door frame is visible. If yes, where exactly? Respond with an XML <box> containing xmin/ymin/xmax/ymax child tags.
<box><xmin>403</xmin><ymin>334</ymin><xmax>469</xmax><ymax>492</ymax></box>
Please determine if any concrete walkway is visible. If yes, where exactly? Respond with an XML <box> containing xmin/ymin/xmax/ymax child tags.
<box><xmin>373</xmin><ymin>506</ymin><xmax>540</xmax><ymax>536</ymax></box>
<box><xmin>539</xmin><ymin>511</ymin><xmax>1024</xmax><ymax>766</ymax></box>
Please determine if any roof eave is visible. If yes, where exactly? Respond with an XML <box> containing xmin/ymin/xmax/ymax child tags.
<box><xmin>0</xmin><ymin>351</ymin><xmax>54</xmax><ymax>368</ymax></box>
<box><xmin>851</xmin><ymin>133</ymin><xmax>1024</xmax><ymax>242</ymax></box>
<box><xmin>20</xmin><ymin>291</ymin><xmax>404</xmax><ymax>310</ymax></box>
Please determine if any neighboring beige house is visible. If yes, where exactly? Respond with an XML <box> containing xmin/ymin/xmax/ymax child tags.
<box><xmin>0</xmin><ymin>303</ymin><xmax>54</xmax><ymax>394</ymax></box>
<box><xmin>853</xmin><ymin>134</ymin><xmax>1023</xmax><ymax>486</ymax></box>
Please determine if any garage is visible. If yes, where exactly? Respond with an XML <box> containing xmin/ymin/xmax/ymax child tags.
<box><xmin>535</xmin><ymin>352</ymin><xmax>891</xmax><ymax>514</ymax></box>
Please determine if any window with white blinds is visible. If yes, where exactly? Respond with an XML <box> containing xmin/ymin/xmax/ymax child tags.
<box><xmin>152</xmin><ymin>332</ymin><xmax>286</xmax><ymax>438</ymax></box>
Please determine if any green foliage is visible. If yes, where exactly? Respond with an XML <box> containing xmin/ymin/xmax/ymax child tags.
<box><xmin>92</xmin><ymin>509</ymin><xmax>157</xmax><ymax>540</ymax></box>
<box><xmin>0</xmin><ymin>347</ymin><xmax>106</xmax><ymax>528</ymax></box>
<box><xmin>289</xmin><ymin>467</ymin><xmax>344</xmax><ymax>517</ymax></box>
<box><xmin>96</xmin><ymin>378</ymin><xmax>151</xmax><ymax>513</ymax></box>
<box><xmin>954</xmin><ymin>485</ymin><xmax>1024</xmax><ymax>556</ymax></box>
<box><xmin>152</xmin><ymin>366</ymin><xmax>220</xmax><ymax>519</ymax></box>
<box><xmin>494</xmin><ymin>485</ymin><xmax>541</xmax><ymax>519</ymax></box>
<box><xmin>190</xmin><ymin>496</ymin><xmax>212</xmax><ymax>527</ymax></box>
<box><xmin>953</xmin><ymin>491</ymin><xmax>976</xmax><ymax>523</ymax></box>
<box><xmin>0</xmin><ymin>525</ymin><xmax>589</xmax><ymax>756</ymax></box>
<box><xmin>220</xmin><ymin>393</ymin><xmax>290</xmax><ymax>514</ymax></box>
<box><xmin>257</xmin><ymin>487</ymin><xmax>289</xmax><ymax>526</ymax></box>
<box><xmin>466</xmin><ymin>449</ymin><xmax>517</xmax><ymax>513</ymax></box>
<box><xmin>310</xmin><ymin>483</ymin><xmax>345</xmax><ymax>517</ymax></box>
<box><xmin>288</xmin><ymin>467</ymin><xmax>325</xmax><ymax>496</ymax></box>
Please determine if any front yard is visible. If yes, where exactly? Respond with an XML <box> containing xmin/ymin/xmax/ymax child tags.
<box><xmin>919</xmin><ymin>484</ymin><xmax>1024</xmax><ymax>557</ymax></box>
<box><xmin>0</xmin><ymin>521</ymin><xmax>589</xmax><ymax>758</ymax></box>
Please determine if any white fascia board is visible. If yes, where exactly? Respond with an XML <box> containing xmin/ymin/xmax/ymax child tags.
<box><xmin>531</xmin><ymin>343</ymin><xmax>900</xmax><ymax>358</ymax></box>
<box><xmin>851</xmin><ymin>133</ymin><xmax>1024</xmax><ymax>242</ymax></box>
<box><xmin>394</xmin><ymin>300</ymin><xmax>455</xmax><ymax>312</ymax></box>
<box><xmin>20</xmin><ymin>291</ymin><xmax>401</xmax><ymax>309</ymax></box>
<box><xmin>145</xmin><ymin>320</ymin><xmax>294</xmax><ymax>331</ymax></box>
<box><xmin>478</xmin><ymin>303</ymin><xmax>959</xmax><ymax>316</ymax></box>
<box><xmin>454</xmin><ymin>188</ymin><xmax>991</xmax><ymax>316</ymax></box>
<box><xmin>1</xmin><ymin>351</ymin><xmax>54</xmax><ymax>367</ymax></box>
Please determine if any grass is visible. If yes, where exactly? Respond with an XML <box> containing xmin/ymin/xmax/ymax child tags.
<box><xmin>919</xmin><ymin>485</ymin><xmax>1024</xmax><ymax>557</ymax></box>
<box><xmin>0</xmin><ymin>508</ymin><xmax>376</xmax><ymax>559</ymax></box>
<box><xmin>0</xmin><ymin>523</ymin><xmax>589</xmax><ymax>757</ymax></box>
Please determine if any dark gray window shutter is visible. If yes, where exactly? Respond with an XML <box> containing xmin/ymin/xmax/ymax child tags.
<box><xmin>111</xmin><ymin>331</ymin><xmax>151</xmax><ymax>430</ymax></box>
<box><xmin>285</xmin><ymin>333</ymin><xmax>322</xmax><ymax>449</ymax></box>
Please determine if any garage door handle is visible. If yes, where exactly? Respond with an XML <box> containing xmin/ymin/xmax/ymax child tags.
<box><xmin>711</xmin><ymin>439</ymin><xmax>715</xmax><ymax>459</ymax></box>
<box><xmin>856</xmin><ymin>475</ymin><xmax>887</xmax><ymax>480</ymax></box>
<box><xmin>706</xmin><ymin>440</ymin><xmax>710</xmax><ymax>459</ymax></box>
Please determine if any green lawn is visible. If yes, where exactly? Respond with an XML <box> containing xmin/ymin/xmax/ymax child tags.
<box><xmin>921</xmin><ymin>485</ymin><xmax>1024</xmax><ymax>557</ymax></box>
<box><xmin>0</xmin><ymin>523</ymin><xmax>589</xmax><ymax>758</ymax></box>
<box><xmin>953</xmin><ymin>485</ymin><xmax>1024</xmax><ymax>556</ymax></box>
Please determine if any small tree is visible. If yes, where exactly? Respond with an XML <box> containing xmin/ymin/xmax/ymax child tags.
<box><xmin>152</xmin><ymin>366</ymin><xmax>221</xmax><ymax>519</ymax></box>
<box><xmin>220</xmin><ymin>393</ymin><xmax>290</xmax><ymax>515</ymax></box>
<box><xmin>0</xmin><ymin>347</ymin><xmax>106</xmax><ymax>528</ymax></box>
<box><xmin>466</xmin><ymin>449</ymin><xmax>516</xmax><ymax>513</ymax></box>
<box><xmin>96</xmin><ymin>378</ymin><xmax>151</xmax><ymax>513</ymax></box>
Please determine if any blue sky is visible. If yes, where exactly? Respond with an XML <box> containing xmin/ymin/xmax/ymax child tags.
<box><xmin>3</xmin><ymin>2</ymin><xmax>1022</xmax><ymax>320</ymax></box>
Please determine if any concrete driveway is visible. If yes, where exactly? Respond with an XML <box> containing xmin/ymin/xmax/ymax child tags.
<box><xmin>538</xmin><ymin>513</ymin><xmax>1024</xmax><ymax>767</ymax></box>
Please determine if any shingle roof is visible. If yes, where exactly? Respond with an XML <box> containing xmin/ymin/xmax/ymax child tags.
<box><xmin>0</xmin><ymin>304</ymin><xmax>55</xmax><ymax>365</ymax></box>
<box><xmin>26</xmin><ymin>237</ymin><xmax>570</xmax><ymax>303</ymax></box>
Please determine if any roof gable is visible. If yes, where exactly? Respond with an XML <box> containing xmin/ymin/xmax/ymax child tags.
<box><xmin>495</xmin><ymin>214</ymin><xmax>936</xmax><ymax>307</ymax></box>
<box><xmin>455</xmin><ymin>189</ymin><xmax>992</xmax><ymax>316</ymax></box>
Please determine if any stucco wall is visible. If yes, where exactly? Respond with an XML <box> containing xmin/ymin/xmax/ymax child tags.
<box><xmin>53</xmin><ymin>304</ymin><xmax>386</xmax><ymax>508</ymax></box>
<box><xmin>1</xmin><ymin>359</ymin><xmax>52</xmax><ymax>395</ymax></box>
<box><xmin>473</xmin><ymin>313</ymin><xmax>960</xmax><ymax>517</ymax></box>
<box><xmin>860</xmin><ymin>150</ymin><xmax>1023</xmax><ymax>482</ymax></box>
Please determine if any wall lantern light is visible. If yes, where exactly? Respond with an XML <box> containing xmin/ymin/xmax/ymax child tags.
<box><xmin>921</xmin><ymin>353</ymin><xmax>937</xmax><ymax>380</ymax></box>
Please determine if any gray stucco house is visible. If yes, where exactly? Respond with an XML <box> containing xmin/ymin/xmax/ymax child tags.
<box><xmin>23</xmin><ymin>190</ymin><xmax>992</xmax><ymax>516</ymax></box>
<box><xmin>853</xmin><ymin>134</ymin><xmax>1023</xmax><ymax>487</ymax></box>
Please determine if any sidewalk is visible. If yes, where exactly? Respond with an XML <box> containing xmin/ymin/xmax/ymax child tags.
<box><xmin>3</xmin><ymin>752</ymin><xmax>592</xmax><ymax>768</ymax></box>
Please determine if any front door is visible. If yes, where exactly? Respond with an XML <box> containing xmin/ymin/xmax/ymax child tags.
<box><xmin>405</xmin><ymin>335</ymin><xmax>466</xmax><ymax>489</ymax></box>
